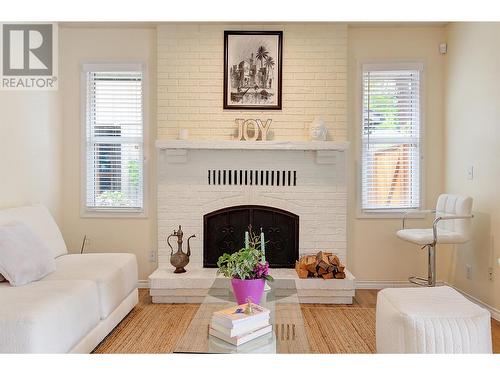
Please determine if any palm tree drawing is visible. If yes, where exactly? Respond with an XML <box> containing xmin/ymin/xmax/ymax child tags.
<box><xmin>264</xmin><ymin>56</ymin><xmax>275</xmax><ymax>88</ymax></box>
<box><xmin>256</xmin><ymin>46</ymin><xmax>268</xmax><ymax>69</ymax></box>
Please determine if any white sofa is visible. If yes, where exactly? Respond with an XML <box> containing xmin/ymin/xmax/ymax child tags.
<box><xmin>0</xmin><ymin>205</ymin><xmax>138</xmax><ymax>353</ymax></box>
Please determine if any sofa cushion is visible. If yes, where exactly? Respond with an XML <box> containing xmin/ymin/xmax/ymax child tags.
<box><xmin>42</xmin><ymin>253</ymin><xmax>138</xmax><ymax>319</ymax></box>
<box><xmin>0</xmin><ymin>205</ymin><xmax>67</xmax><ymax>258</ymax></box>
<box><xmin>0</xmin><ymin>280</ymin><xmax>100</xmax><ymax>353</ymax></box>
<box><xmin>0</xmin><ymin>222</ymin><xmax>56</xmax><ymax>286</ymax></box>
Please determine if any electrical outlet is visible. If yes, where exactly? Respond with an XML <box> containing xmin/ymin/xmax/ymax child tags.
<box><xmin>467</xmin><ymin>165</ymin><xmax>474</xmax><ymax>180</ymax></box>
<box><xmin>488</xmin><ymin>267</ymin><xmax>494</xmax><ymax>281</ymax></box>
<box><xmin>148</xmin><ymin>250</ymin><xmax>157</xmax><ymax>263</ymax></box>
<box><xmin>466</xmin><ymin>264</ymin><xmax>472</xmax><ymax>280</ymax></box>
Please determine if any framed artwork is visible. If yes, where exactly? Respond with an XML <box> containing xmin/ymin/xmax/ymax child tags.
<box><xmin>223</xmin><ymin>30</ymin><xmax>283</xmax><ymax>110</ymax></box>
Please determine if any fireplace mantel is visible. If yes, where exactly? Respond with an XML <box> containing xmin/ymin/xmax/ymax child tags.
<box><xmin>156</xmin><ymin>140</ymin><xmax>349</xmax><ymax>164</ymax></box>
<box><xmin>155</xmin><ymin>139</ymin><xmax>349</xmax><ymax>151</ymax></box>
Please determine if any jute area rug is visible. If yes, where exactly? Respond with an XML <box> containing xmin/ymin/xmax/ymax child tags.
<box><xmin>93</xmin><ymin>290</ymin><xmax>376</xmax><ymax>354</ymax></box>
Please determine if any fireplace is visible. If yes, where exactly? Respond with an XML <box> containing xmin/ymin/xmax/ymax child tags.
<box><xmin>154</xmin><ymin>141</ymin><xmax>348</xmax><ymax>270</ymax></box>
<box><xmin>203</xmin><ymin>205</ymin><xmax>299</xmax><ymax>268</ymax></box>
<box><xmin>150</xmin><ymin>141</ymin><xmax>355</xmax><ymax>304</ymax></box>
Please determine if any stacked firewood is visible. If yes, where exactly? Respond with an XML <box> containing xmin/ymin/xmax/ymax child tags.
<box><xmin>295</xmin><ymin>251</ymin><xmax>346</xmax><ymax>279</ymax></box>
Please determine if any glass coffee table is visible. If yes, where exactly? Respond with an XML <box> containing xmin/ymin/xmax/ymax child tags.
<box><xmin>174</xmin><ymin>278</ymin><xmax>311</xmax><ymax>353</ymax></box>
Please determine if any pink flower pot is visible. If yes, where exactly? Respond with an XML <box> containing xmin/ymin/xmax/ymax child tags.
<box><xmin>230</xmin><ymin>278</ymin><xmax>266</xmax><ymax>305</ymax></box>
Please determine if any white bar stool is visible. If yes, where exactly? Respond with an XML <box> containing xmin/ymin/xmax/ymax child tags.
<box><xmin>396</xmin><ymin>194</ymin><xmax>474</xmax><ymax>286</ymax></box>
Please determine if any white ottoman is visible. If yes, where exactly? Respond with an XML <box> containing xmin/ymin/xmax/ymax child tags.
<box><xmin>376</xmin><ymin>286</ymin><xmax>492</xmax><ymax>353</ymax></box>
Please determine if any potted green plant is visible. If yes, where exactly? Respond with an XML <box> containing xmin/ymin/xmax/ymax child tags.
<box><xmin>216</xmin><ymin>228</ymin><xmax>273</xmax><ymax>305</ymax></box>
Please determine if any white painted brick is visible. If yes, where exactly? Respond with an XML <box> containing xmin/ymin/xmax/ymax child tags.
<box><xmin>157</xmin><ymin>23</ymin><xmax>347</xmax><ymax>142</ymax></box>
<box><xmin>157</xmin><ymin>148</ymin><xmax>347</xmax><ymax>269</ymax></box>
<box><xmin>155</xmin><ymin>23</ymin><xmax>348</xmax><ymax>269</ymax></box>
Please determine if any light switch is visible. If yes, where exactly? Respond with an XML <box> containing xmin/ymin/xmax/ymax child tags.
<box><xmin>439</xmin><ymin>43</ymin><xmax>447</xmax><ymax>54</ymax></box>
<box><xmin>467</xmin><ymin>165</ymin><xmax>474</xmax><ymax>180</ymax></box>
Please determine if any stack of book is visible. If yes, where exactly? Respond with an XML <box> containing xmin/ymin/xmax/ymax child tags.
<box><xmin>209</xmin><ymin>303</ymin><xmax>271</xmax><ymax>346</ymax></box>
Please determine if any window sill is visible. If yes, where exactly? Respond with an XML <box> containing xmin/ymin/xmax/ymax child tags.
<box><xmin>81</xmin><ymin>208</ymin><xmax>147</xmax><ymax>219</ymax></box>
<box><xmin>357</xmin><ymin>211</ymin><xmax>426</xmax><ymax>220</ymax></box>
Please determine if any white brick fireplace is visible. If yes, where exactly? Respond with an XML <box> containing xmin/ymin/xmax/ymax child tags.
<box><xmin>149</xmin><ymin>140</ymin><xmax>355</xmax><ymax>303</ymax></box>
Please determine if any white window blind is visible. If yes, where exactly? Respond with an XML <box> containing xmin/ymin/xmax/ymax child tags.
<box><xmin>85</xmin><ymin>69</ymin><xmax>144</xmax><ymax>211</ymax></box>
<box><xmin>361</xmin><ymin>65</ymin><xmax>421</xmax><ymax>212</ymax></box>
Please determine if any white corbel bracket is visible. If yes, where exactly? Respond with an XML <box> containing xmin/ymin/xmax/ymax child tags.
<box><xmin>316</xmin><ymin>150</ymin><xmax>337</xmax><ymax>165</ymax></box>
<box><xmin>165</xmin><ymin>149</ymin><xmax>188</xmax><ymax>164</ymax></box>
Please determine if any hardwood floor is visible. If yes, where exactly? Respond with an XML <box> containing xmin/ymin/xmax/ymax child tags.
<box><xmin>348</xmin><ymin>289</ymin><xmax>378</xmax><ymax>308</ymax></box>
<box><xmin>492</xmin><ymin>318</ymin><xmax>500</xmax><ymax>353</ymax></box>
<box><xmin>93</xmin><ymin>289</ymin><xmax>499</xmax><ymax>354</ymax></box>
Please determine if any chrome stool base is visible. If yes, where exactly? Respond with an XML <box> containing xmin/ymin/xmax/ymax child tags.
<box><xmin>407</xmin><ymin>244</ymin><xmax>437</xmax><ymax>287</ymax></box>
<box><xmin>409</xmin><ymin>276</ymin><xmax>435</xmax><ymax>287</ymax></box>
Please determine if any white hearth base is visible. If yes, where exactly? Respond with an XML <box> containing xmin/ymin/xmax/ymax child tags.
<box><xmin>149</xmin><ymin>267</ymin><xmax>355</xmax><ymax>304</ymax></box>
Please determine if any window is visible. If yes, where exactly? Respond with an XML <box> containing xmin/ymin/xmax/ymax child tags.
<box><xmin>84</xmin><ymin>64</ymin><xmax>145</xmax><ymax>213</ymax></box>
<box><xmin>361</xmin><ymin>63</ymin><xmax>422</xmax><ymax>213</ymax></box>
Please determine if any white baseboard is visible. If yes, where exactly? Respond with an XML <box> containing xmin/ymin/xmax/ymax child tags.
<box><xmin>137</xmin><ymin>280</ymin><xmax>150</xmax><ymax>289</ymax></box>
<box><xmin>355</xmin><ymin>280</ymin><xmax>444</xmax><ymax>289</ymax></box>
<box><xmin>356</xmin><ymin>279</ymin><xmax>499</xmax><ymax>322</ymax></box>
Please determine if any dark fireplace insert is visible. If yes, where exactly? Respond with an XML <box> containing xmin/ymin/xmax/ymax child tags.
<box><xmin>203</xmin><ymin>205</ymin><xmax>299</xmax><ymax>268</ymax></box>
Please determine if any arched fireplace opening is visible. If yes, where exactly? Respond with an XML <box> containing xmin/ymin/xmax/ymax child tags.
<box><xmin>203</xmin><ymin>205</ymin><xmax>299</xmax><ymax>268</ymax></box>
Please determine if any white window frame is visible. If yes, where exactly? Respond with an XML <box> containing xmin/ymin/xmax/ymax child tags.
<box><xmin>357</xmin><ymin>61</ymin><xmax>425</xmax><ymax>218</ymax></box>
<box><xmin>80</xmin><ymin>62</ymin><xmax>149</xmax><ymax>218</ymax></box>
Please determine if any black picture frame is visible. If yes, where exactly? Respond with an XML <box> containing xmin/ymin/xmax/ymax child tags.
<box><xmin>223</xmin><ymin>30</ymin><xmax>283</xmax><ymax>110</ymax></box>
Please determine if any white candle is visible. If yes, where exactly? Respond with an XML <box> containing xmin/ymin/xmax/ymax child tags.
<box><xmin>178</xmin><ymin>128</ymin><xmax>189</xmax><ymax>140</ymax></box>
<box><xmin>260</xmin><ymin>229</ymin><xmax>265</xmax><ymax>262</ymax></box>
<box><xmin>245</xmin><ymin>231</ymin><xmax>249</xmax><ymax>249</ymax></box>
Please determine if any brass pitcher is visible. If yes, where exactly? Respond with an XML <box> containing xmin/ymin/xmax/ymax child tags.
<box><xmin>167</xmin><ymin>225</ymin><xmax>195</xmax><ymax>273</ymax></box>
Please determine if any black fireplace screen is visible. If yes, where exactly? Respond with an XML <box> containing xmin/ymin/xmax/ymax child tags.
<box><xmin>203</xmin><ymin>205</ymin><xmax>299</xmax><ymax>268</ymax></box>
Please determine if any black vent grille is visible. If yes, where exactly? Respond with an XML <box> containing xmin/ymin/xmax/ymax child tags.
<box><xmin>208</xmin><ymin>169</ymin><xmax>297</xmax><ymax>187</ymax></box>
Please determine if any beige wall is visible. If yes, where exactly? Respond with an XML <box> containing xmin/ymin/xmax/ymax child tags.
<box><xmin>444</xmin><ymin>23</ymin><xmax>500</xmax><ymax>311</ymax></box>
<box><xmin>157</xmin><ymin>23</ymin><xmax>347</xmax><ymax>141</ymax></box>
<box><xmin>347</xmin><ymin>26</ymin><xmax>447</xmax><ymax>282</ymax></box>
<box><xmin>55</xmin><ymin>23</ymin><xmax>448</xmax><ymax>283</ymax></box>
<box><xmin>0</xmin><ymin>91</ymin><xmax>62</xmax><ymax>221</ymax></box>
<box><xmin>4</xmin><ymin>24</ymin><xmax>499</xmax><ymax>302</ymax></box>
<box><xmin>58</xmin><ymin>27</ymin><xmax>157</xmax><ymax>279</ymax></box>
